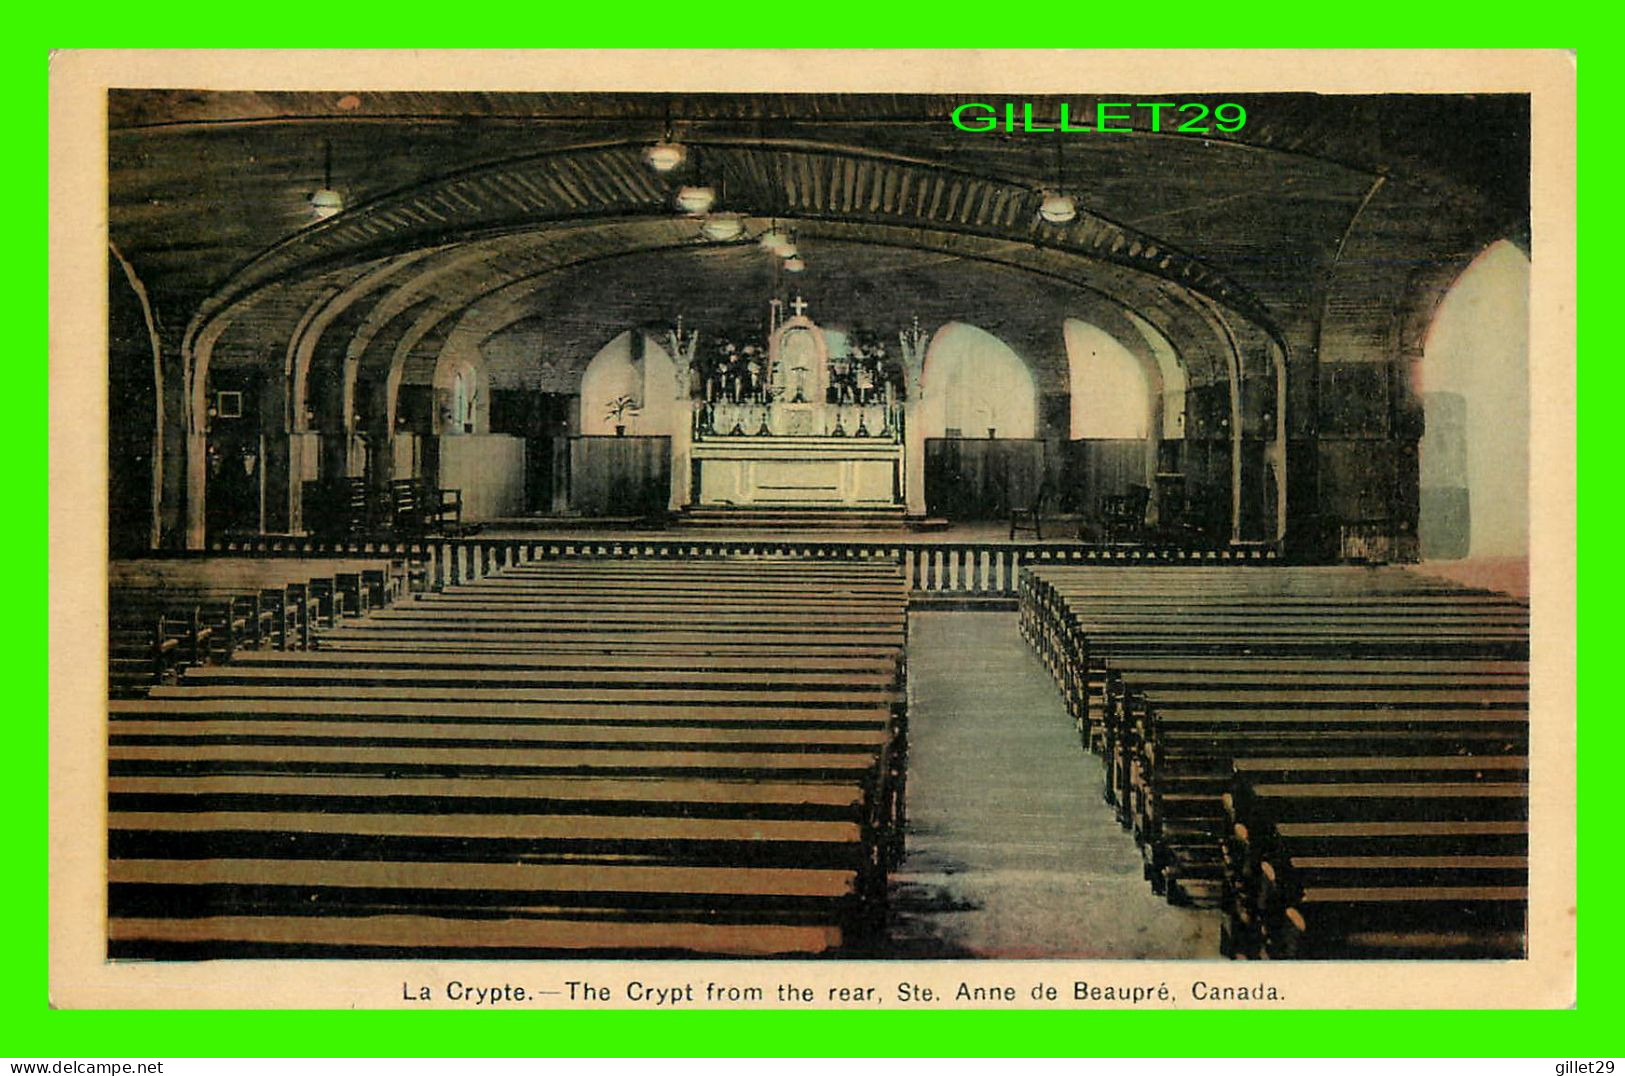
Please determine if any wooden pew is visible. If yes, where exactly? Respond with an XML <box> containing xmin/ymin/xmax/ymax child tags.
<box><xmin>1111</xmin><ymin>670</ymin><xmax>1527</xmax><ymax>811</ymax></box>
<box><xmin>390</xmin><ymin>477</ymin><xmax>464</xmax><ymax>536</ymax></box>
<box><xmin>113</xmin><ymin>556</ymin><xmax>408</xmax><ymax>619</ymax></box>
<box><xmin>1223</xmin><ymin>767</ymin><xmax>1529</xmax><ymax>959</ymax></box>
<box><xmin>108</xmin><ymin>604</ymin><xmax>213</xmax><ymax>694</ymax></box>
<box><xmin>1020</xmin><ymin>572</ymin><xmax>1528</xmax><ymax>742</ymax></box>
<box><xmin>108</xmin><ymin>556</ymin><xmax>911</xmax><ymax>959</ymax></box>
<box><xmin>108</xmin><ymin>556</ymin><xmax>416</xmax><ymax>693</ymax></box>
<box><xmin>1016</xmin><ymin>563</ymin><xmax>1530</xmax><ymax>957</ymax></box>
<box><xmin>108</xmin><ymin>592</ymin><xmax>279</xmax><ymax>695</ymax></box>
<box><xmin>1128</xmin><ymin>680</ymin><xmax>1527</xmax><ymax>897</ymax></box>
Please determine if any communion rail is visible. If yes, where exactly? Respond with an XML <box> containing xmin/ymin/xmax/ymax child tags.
<box><xmin>206</xmin><ymin>536</ymin><xmax>1280</xmax><ymax>598</ymax></box>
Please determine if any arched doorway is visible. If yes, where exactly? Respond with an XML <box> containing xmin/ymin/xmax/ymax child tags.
<box><xmin>1066</xmin><ymin>320</ymin><xmax>1151</xmax><ymax>440</ymax></box>
<box><xmin>109</xmin><ymin>248</ymin><xmax>164</xmax><ymax>553</ymax></box>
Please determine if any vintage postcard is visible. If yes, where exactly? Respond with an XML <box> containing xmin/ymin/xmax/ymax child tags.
<box><xmin>49</xmin><ymin>48</ymin><xmax>1576</xmax><ymax>1010</ymax></box>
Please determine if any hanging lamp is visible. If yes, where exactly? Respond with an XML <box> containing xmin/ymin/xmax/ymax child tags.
<box><xmin>675</xmin><ymin>185</ymin><xmax>717</xmax><ymax>214</ymax></box>
<box><xmin>759</xmin><ymin>218</ymin><xmax>791</xmax><ymax>253</ymax></box>
<box><xmin>309</xmin><ymin>140</ymin><xmax>343</xmax><ymax>220</ymax></box>
<box><xmin>643</xmin><ymin>99</ymin><xmax>686</xmax><ymax>172</ymax></box>
<box><xmin>1038</xmin><ymin>138</ymin><xmax>1076</xmax><ymax>224</ymax></box>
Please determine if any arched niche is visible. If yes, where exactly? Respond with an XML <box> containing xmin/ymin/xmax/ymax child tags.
<box><xmin>1122</xmin><ymin>309</ymin><xmax>1188</xmax><ymax>440</ymax></box>
<box><xmin>579</xmin><ymin>331</ymin><xmax>677</xmax><ymax>436</ymax></box>
<box><xmin>918</xmin><ymin>322</ymin><xmax>1037</xmax><ymax>439</ymax></box>
<box><xmin>1061</xmin><ymin>316</ymin><xmax>1166</xmax><ymax>524</ymax></box>
<box><xmin>1064</xmin><ymin>319</ymin><xmax>1152</xmax><ymax>439</ymax></box>
<box><xmin>1418</xmin><ymin>239</ymin><xmax>1530</xmax><ymax>560</ymax></box>
<box><xmin>430</xmin><ymin>343</ymin><xmax>490</xmax><ymax>436</ymax></box>
<box><xmin>770</xmin><ymin>315</ymin><xmax>830</xmax><ymax>406</ymax></box>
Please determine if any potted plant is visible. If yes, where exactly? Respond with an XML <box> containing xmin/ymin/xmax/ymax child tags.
<box><xmin>606</xmin><ymin>394</ymin><xmax>640</xmax><ymax>436</ymax></box>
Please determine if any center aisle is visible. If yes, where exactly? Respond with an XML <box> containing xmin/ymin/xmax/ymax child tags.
<box><xmin>888</xmin><ymin>612</ymin><xmax>1219</xmax><ymax>959</ymax></box>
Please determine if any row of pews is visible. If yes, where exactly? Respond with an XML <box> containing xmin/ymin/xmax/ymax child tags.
<box><xmin>1019</xmin><ymin>565</ymin><xmax>1530</xmax><ymax>960</ymax></box>
<box><xmin>108</xmin><ymin>558</ymin><xmax>411</xmax><ymax>695</ymax></box>
<box><xmin>107</xmin><ymin>557</ymin><xmax>910</xmax><ymax>959</ymax></box>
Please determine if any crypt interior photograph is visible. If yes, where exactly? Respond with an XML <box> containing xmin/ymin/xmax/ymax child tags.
<box><xmin>92</xmin><ymin>80</ymin><xmax>1547</xmax><ymax>965</ymax></box>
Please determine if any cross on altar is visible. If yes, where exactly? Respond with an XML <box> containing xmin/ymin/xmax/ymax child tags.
<box><xmin>791</xmin><ymin>295</ymin><xmax>809</xmax><ymax>318</ymax></box>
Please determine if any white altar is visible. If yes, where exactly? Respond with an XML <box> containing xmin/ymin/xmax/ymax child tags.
<box><xmin>692</xmin><ymin>435</ymin><xmax>901</xmax><ymax>506</ymax></box>
<box><xmin>666</xmin><ymin>298</ymin><xmax>918</xmax><ymax>513</ymax></box>
<box><xmin>685</xmin><ymin>302</ymin><xmax>904</xmax><ymax>508</ymax></box>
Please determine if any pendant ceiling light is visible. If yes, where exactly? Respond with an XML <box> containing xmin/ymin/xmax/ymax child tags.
<box><xmin>700</xmin><ymin>212</ymin><xmax>745</xmax><ymax>242</ymax></box>
<box><xmin>774</xmin><ymin>225</ymin><xmax>803</xmax><ymax>267</ymax></box>
<box><xmin>310</xmin><ymin>187</ymin><xmax>345</xmax><ymax>220</ymax></box>
<box><xmin>1038</xmin><ymin>138</ymin><xmax>1077</xmax><ymax>225</ymax></box>
<box><xmin>643</xmin><ymin>99</ymin><xmax>686</xmax><ymax>172</ymax></box>
<box><xmin>759</xmin><ymin>225</ymin><xmax>790</xmax><ymax>253</ymax></box>
<box><xmin>643</xmin><ymin>140</ymin><xmax>686</xmax><ymax>172</ymax></box>
<box><xmin>309</xmin><ymin>140</ymin><xmax>343</xmax><ymax>221</ymax></box>
<box><xmin>1039</xmin><ymin>191</ymin><xmax>1077</xmax><ymax>224</ymax></box>
<box><xmin>675</xmin><ymin>185</ymin><xmax>717</xmax><ymax>215</ymax></box>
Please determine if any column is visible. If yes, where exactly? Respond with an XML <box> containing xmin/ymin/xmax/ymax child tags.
<box><xmin>904</xmin><ymin>401</ymin><xmax>927</xmax><ymax>517</ymax></box>
<box><xmin>670</xmin><ymin>401</ymin><xmax>695</xmax><ymax>512</ymax></box>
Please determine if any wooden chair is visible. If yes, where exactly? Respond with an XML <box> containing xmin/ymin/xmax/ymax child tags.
<box><xmin>1100</xmin><ymin>484</ymin><xmax>1152</xmax><ymax>543</ymax></box>
<box><xmin>1009</xmin><ymin>481</ymin><xmax>1051</xmax><ymax>540</ymax></box>
<box><xmin>389</xmin><ymin>478</ymin><xmax>425</xmax><ymax>532</ymax></box>
<box><xmin>390</xmin><ymin>478</ymin><xmax>464</xmax><ymax>535</ymax></box>
<box><xmin>429</xmin><ymin>486</ymin><xmax>464</xmax><ymax>533</ymax></box>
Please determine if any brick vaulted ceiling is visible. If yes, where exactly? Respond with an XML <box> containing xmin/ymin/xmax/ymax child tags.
<box><xmin>108</xmin><ymin>90</ymin><xmax>1529</xmax><ymax>371</ymax></box>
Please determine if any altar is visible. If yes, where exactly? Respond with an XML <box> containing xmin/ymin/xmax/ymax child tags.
<box><xmin>682</xmin><ymin>298</ymin><xmax>906</xmax><ymax>509</ymax></box>
<box><xmin>692</xmin><ymin>435</ymin><xmax>902</xmax><ymax>506</ymax></box>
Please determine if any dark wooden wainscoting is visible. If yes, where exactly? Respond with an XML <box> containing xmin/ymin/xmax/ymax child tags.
<box><xmin>568</xmin><ymin>435</ymin><xmax>671</xmax><ymax>517</ymax></box>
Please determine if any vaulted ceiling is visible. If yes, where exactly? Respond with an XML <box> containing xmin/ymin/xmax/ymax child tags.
<box><xmin>109</xmin><ymin>89</ymin><xmax>1529</xmax><ymax>377</ymax></box>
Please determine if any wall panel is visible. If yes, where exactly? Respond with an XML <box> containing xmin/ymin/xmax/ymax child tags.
<box><xmin>438</xmin><ymin>434</ymin><xmax>527</xmax><ymax>521</ymax></box>
<box><xmin>568</xmin><ymin>435</ymin><xmax>671</xmax><ymax>517</ymax></box>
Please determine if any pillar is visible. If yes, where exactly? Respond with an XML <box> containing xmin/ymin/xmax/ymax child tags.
<box><xmin>904</xmin><ymin>401</ymin><xmax>927</xmax><ymax>517</ymax></box>
<box><xmin>670</xmin><ymin>402</ymin><xmax>694</xmax><ymax>512</ymax></box>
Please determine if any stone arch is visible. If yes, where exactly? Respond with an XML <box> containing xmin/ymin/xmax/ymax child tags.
<box><xmin>108</xmin><ymin>242</ymin><xmax>166</xmax><ymax>552</ymax></box>
<box><xmin>178</xmin><ymin>313</ymin><xmax>234</xmax><ymax>547</ymax></box>
<box><xmin>1172</xmin><ymin>289</ymin><xmax>1288</xmax><ymax>545</ymax></box>
<box><xmin>289</xmin><ymin>254</ymin><xmax>435</xmax><ymax>435</ymax></box>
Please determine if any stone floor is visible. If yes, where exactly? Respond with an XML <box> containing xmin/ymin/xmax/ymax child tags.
<box><xmin>883</xmin><ymin>611</ymin><xmax>1220</xmax><ymax>959</ymax></box>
